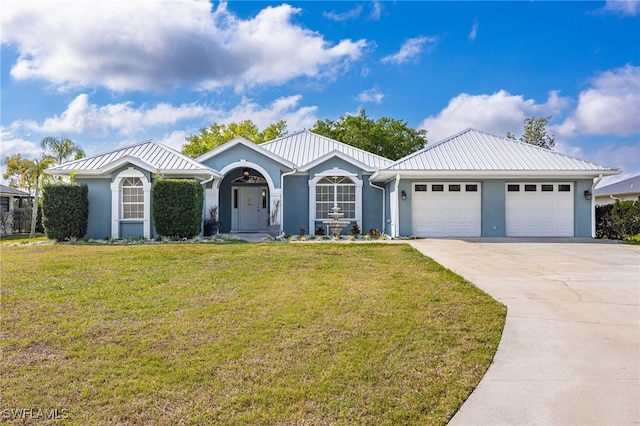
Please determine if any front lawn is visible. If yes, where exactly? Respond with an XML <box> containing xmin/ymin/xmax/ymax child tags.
<box><xmin>1</xmin><ymin>243</ymin><xmax>505</xmax><ymax>425</ymax></box>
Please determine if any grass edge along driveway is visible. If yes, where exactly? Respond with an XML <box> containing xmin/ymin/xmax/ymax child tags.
<box><xmin>1</xmin><ymin>243</ymin><xmax>505</xmax><ymax>425</ymax></box>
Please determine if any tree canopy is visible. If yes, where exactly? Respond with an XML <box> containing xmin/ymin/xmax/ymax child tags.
<box><xmin>310</xmin><ymin>109</ymin><xmax>427</xmax><ymax>160</ymax></box>
<box><xmin>182</xmin><ymin>120</ymin><xmax>288</xmax><ymax>158</ymax></box>
<box><xmin>507</xmin><ymin>116</ymin><xmax>556</xmax><ymax>150</ymax></box>
<box><xmin>41</xmin><ymin>136</ymin><xmax>85</xmax><ymax>165</ymax></box>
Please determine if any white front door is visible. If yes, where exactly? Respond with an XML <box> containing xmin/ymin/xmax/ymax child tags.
<box><xmin>235</xmin><ymin>186</ymin><xmax>268</xmax><ymax>231</ymax></box>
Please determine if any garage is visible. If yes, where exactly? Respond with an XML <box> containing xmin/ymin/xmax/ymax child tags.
<box><xmin>411</xmin><ymin>182</ymin><xmax>481</xmax><ymax>237</ymax></box>
<box><xmin>505</xmin><ymin>182</ymin><xmax>574</xmax><ymax>237</ymax></box>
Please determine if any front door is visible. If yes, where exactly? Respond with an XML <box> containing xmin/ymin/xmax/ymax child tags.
<box><xmin>234</xmin><ymin>186</ymin><xmax>268</xmax><ymax>231</ymax></box>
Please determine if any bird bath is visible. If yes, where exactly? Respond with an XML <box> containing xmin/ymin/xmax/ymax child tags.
<box><xmin>322</xmin><ymin>205</ymin><xmax>350</xmax><ymax>237</ymax></box>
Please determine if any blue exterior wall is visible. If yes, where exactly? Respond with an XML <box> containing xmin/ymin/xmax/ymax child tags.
<box><xmin>397</xmin><ymin>178</ymin><xmax>595</xmax><ymax>237</ymax></box>
<box><xmin>481</xmin><ymin>180</ymin><xmax>507</xmax><ymax>237</ymax></box>
<box><xmin>77</xmin><ymin>178</ymin><xmax>111</xmax><ymax>239</ymax></box>
<box><xmin>362</xmin><ymin>178</ymin><xmax>384</xmax><ymax>233</ymax></box>
<box><xmin>282</xmin><ymin>174</ymin><xmax>309</xmax><ymax>235</ymax></box>
<box><xmin>201</xmin><ymin>145</ymin><xmax>286</xmax><ymax>189</ymax></box>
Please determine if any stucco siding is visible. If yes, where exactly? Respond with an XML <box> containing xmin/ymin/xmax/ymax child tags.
<box><xmin>282</xmin><ymin>174</ymin><xmax>309</xmax><ymax>235</ymax></box>
<box><xmin>362</xmin><ymin>179</ymin><xmax>384</xmax><ymax>233</ymax></box>
<box><xmin>574</xmin><ymin>179</ymin><xmax>594</xmax><ymax>238</ymax></box>
<box><xmin>77</xmin><ymin>178</ymin><xmax>112</xmax><ymax>239</ymax></box>
<box><xmin>307</xmin><ymin>157</ymin><xmax>363</xmax><ymax>177</ymax></box>
<box><xmin>482</xmin><ymin>180</ymin><xmax>507</xmax><ymax>237</ymax></box>
<box><xmin>201</xmin><ymin>145</ymin><xmax>285</xmax><ymax>188</ymax></box>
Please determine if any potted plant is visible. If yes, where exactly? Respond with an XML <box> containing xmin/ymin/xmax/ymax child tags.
<box><xmin>267</xmin><ymin>199</ymin><xmax>281</xmax><ymax>237</ymax></box>
<box><xmin>203</xmin><ymin>205</ymin><xmax>220</xmax><ymax>236</ymax></box>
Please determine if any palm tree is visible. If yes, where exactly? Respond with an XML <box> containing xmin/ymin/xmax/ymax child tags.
<box><xmin>40</xmin><ymin>136</ymin><xmax>85</xmax><ymax>165</ymax></box>
<box><xmin>28</xmin><ymin>155</ymin><xmax>54</xmax><ymax>238</ymax></box>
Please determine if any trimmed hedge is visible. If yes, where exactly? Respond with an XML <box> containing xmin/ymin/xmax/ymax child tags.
<box><xmin>596</xmin><ymin>201</ymin><xmax>640</xmax><ymax>239</ymax></box>
<box><xmin>42</xmin><ymin>183</ymin><xmax>89</xmax><ymax>240</ymax></box>
<box><xmin>152</xmin><ymin>179</ymin><xmax>203</xmax><ymax>238</ymax></box>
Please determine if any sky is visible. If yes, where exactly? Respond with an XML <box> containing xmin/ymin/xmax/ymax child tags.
<box><xmin>1</xmin><ymin>0</ymin><xmax>639</xmax><ymax>187</ymax></box>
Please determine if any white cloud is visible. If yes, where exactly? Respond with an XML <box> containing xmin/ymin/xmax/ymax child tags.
<box><xmin>357</xmin><ymin>87</ymin><xmax>384</xmax><ymax>104</ymax></box>
<box><xmin>381</xmin><ymin>36</ymin><xmax>439</xmax><ymax>65</ymax></box>
<box><xmin>556</xmin><ymin>65</ymin><xmax>640</xmax><ymax>138</ymax></box>
<box><xmin>220</xmin><ymin>95</ymin><xmax>318</xmax><ymax>132</ymax></box>
<box><xmin>419</xmin><ymin>90</ymin><xmax>570</xmax><ymax>142</ymax></box>
<box><xmin>369</xmin><ymin>1</ymin><xmax>383</xmax><ymax>20</ymax></box>
<box><xmin>469</xmin><ymin>19</ymin><xmax>479</xmax><ymax>41</ymax></box>
<box><xmin>323</xmin><ymin>5</ymin><xmax>363</xmax><ymax>22</ymax></box>
<box><xmin>1</xmin><ymin>1</ymin><xmax>366</xmax><ymax>92</ymax></box>
<box><xmin>19</xmin><ymin>94</ymin><xmax>213</xmax><ymax>137</ymax></box>
<box><xmin>602</xmin><ymin>0</ymin><xmax>640</xmax><ymax>16</ymax></box>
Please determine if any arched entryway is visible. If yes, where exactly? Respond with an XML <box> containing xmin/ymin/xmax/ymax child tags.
<box><xmin>213</xmin><ymin>163</ymin><xmax>280</xmax><ymax>233</ymax></box>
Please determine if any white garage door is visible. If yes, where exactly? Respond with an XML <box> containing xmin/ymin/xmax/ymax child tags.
<box><xmin>411</xmin><ymin>183</ymin><xmax>481</xmax><ymax>237</ymax></box>
<box><xmin>505</xmin><ymin>183</ymin><xmax>574</xmax><ymax>237</ymax></box>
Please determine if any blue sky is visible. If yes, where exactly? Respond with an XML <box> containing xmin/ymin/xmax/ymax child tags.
<box><xmin>2</xmin><ymin>0</ymin><xmax>639</xmax><ymax>186</ymax></box>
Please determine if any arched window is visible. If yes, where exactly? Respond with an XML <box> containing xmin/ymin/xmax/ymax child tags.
<box><xmin>122</xmin><ymin>177</ymin><xmax>144</xmax><ymax>219</ymax></box>
<box><xmin>315</xmin><ymin>176</ymin><xmax>356</xmax><ymax>220</ymax></box>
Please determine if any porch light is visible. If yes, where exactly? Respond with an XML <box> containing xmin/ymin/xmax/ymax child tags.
<box><xmin>584</xmin><ymin>189</ymin><xmax>592</xmax><ymax>200</ymax></box>
<box><xmin>401</xmin><ymin>190</ymin><xmax>407</xmax><ymax>201</ymax></box>
<box><xmin>243</xmin><ymin>168</ymin><xmax>250</xmax><ymax>180</ymax></box>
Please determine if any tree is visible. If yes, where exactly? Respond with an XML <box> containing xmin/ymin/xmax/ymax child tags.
<box><xmin>3</xmin><ymin>154</ymin><xmax>36</xmax><ymax>192</ymax></box>
<box><xmin>310</xmin><ymin>109</ymin><xmax>427</xmax><ymax>160</ymax></box>
<box><xmin>507</xmin><ymin>116</ymin><xmax>556</xmax><ymax>150</ymax></box>
<box><xmin>40</xmin><ymin>136</ymin><xmax>85</xmax><ymax>165</ymax></box>
<box><xmin>182</xmin><ymin>120</ymin><xmax>288</xmax><ymax>157</ymax></box>
<box><xmin>27</xmin><ymin>156</ymin><xmax>55</xmax><ymax>238</ymax></box>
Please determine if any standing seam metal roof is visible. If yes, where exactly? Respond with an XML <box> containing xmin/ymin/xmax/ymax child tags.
<box><xmin>386</xmin><ymin>129</ymin><xmax>618</xmax><ymax>172</ymax></box>
<box><xmin>259</xmin><ymin>130</ymin><xmax>393</xmax><ymax>169</ymax></box>
<box><xmin>47</xmin><ymin>140</ymin><xmax>212</xmax><ymax>173</ymax></box>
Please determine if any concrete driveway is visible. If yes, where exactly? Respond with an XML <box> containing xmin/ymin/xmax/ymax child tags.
<box><xmin>409</xmin><ymin>238</ymin><xmax>640</xmax><ymax>426</ymax></box>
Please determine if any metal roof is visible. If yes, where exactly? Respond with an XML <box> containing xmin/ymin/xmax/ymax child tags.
<box><xmin>595</xmin><ymin>174</ymin><xmax>640</xmax><ymax>196</ymax></box>
<box><xmin>0</xmin><ymin>185</ymin><xmax>30</xmax><ymax>196</ymax></box>
<box><xmin>383</xmin><ymin>129</ymin><xmax>619</xmax><ymax>173</ymax></box>
<box><xmin>259</xmin><ymin>130</ymin><xmax>393</xmax><ymax>170</ymax></box>
<box><xmin>47</xmin><ymin>140</ymin><xmax>215</xmax><ymax>176</ymax></box>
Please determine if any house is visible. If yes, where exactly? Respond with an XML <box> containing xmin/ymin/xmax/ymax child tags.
<box><xmin>594</xmin><ymin>174</ymin><xmax>640</xmax><ymax>205</ymax></box>
<box><xmin>46</xmin><ymin>128</ymin><xmax>620</xmax><ymax>239</ymax></box>
<box><xmin>0</xmin><ymin>184</ymin><xmax>31</xmax><ymax>235</ymax></box>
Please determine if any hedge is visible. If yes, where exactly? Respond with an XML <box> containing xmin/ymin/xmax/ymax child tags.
<box><xmin>596</xmin><ymin>201</ymin><xmax>640</xmax><ymax>240</ymax></box>
<box><xmin>152</xmin><ymin>179</ymin><xmax>203</xmax><ymax>238</ymax></box>
<box><xmin>42</xmin><ymin>183</ymin><xmax>89</xmax><ymax>240</ymax></box>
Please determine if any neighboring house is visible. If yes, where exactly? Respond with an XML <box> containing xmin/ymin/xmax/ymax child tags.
<box><xmin>594</xmin><ymin>174</ymin><xmax>640</xmax><ymax>205</ymax></box>
<box><xmin>46</xmin><ymin>129</ymin><xmax>620</xmax><ymax>239</ymax></box>
<box><xmin>0</xmin><ymin>185</ymin><xmax>31</xmax><ymax>235</ymax></box>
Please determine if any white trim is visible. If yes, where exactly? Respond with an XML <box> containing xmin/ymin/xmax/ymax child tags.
<box><xmin>308</xmin><ymin>167</ymin><xmax>362</xmax><ymax>234</ymax></box>
<box><xmin>297</xmin><ymin>151</ymin><xmax>379</xmax><ymax>173</ymax></box>
<box><xmin>196</xmin><ymin>136</ymin><xmax>295</xmax><ymax>169</ymax></box>
<box><xmin>111</xmin><ymin>168</ymin><xmax>151</xmax><ymax>239</ymax></box>
<box><xmin>218</xmin><ymin>161</ymin><xmax>277</xmax><ymax>190</ymax></box>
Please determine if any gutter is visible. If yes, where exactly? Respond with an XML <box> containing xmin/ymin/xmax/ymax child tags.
<box><xmin>393</xmin><ymin>174</ymin><xmax>401</xmax><ymax>238</ymax></box>
<box><xmin>591</xmin><ymin>174</ymin><xmax>604</xmax><ymax>238</ymax></box>
<box><xmin>367</xmin><ymin>178</ymin><xmax>385</xmax><ymax>235</ymax></box>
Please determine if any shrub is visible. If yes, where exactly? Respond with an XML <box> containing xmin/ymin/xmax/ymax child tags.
<box><xmin>596</xmin><ymin>201</ymin><xmax>640</xmax><ymax>240</ymax></box>
<box><xmin>42</xmin><ymin>183</ymin><xmax>88</xmax><ymax>240</ymax></box>
<box><xmin>152</xmin><ymin>179</ymin><xmax>203</xmax><ymax>238</ymax></box>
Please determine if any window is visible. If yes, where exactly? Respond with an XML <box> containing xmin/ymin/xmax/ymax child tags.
<box><xmin>316</xmin><ymin>176</ymin><xmax>355</xmax><ymax>219</ymax></box>
<box><xmin>541</xmin><ymin>184</ymin><xmax>554</xmax><ymax>192</ymax></box>
<box><xmin>415</xmin><ymin>184</ymin><xmax>427</xmax><ymax>192</ymax></box>
<box><xmin>432</xmin><ymin>184</ymin><xmax>444</xmax><ymax>192</ymax></box>
<box><xmin>0</xmin><ymin>197</ymin><xmax>9</xmax><ymax>213</ymax></box>
<box><xmin>507</xmin><ymin>184</ymin><xmax>520</xmax><ymax>192</ymax></box>
<box><xmin>525</xmin><ymin>184</ymin><xmax>537</xmax><ymax>192</ymax></box>
<box><xmin>466</xmin><ymin>184</ymin><xmax>478</xmax><ymax>192</ymax></box>
<box><xmin>122</xmin><ymin>177</ymin><xmax>144</xmax><ymax>219</ymax></box>
<box><xmin>449</xmin><ymin>184</ymin><xmax>461</xmax><ymax>192</ymax></box>
<box><xmin>558</xmin><ymin>184</ymin><xmax>571</xmax><ymax>192</ymax></box>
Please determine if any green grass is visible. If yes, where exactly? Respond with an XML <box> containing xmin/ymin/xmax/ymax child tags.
<box><xmin>0</xmin><ymin>233</ymin><xmax>50</xmax><ymax>245</ymax></box>
<box><xmin>0</xmin><ymin>243</ymin><xmax>505</xmax><ymax>425</ymax></box>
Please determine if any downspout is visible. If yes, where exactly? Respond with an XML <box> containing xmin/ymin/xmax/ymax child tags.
<box><xmin>367</xmin><ymin>178</ymin><xmax>385</xmax><ymax>235</ymax></box>
<box><xmin>591</xmin><ymin>174</ymin><xmax>603</xmax><ymax>238</ymax></box>
<box><xmin>280</xmin><ymin>168</ymin><xmax>297</xmax><ymax>234</ymax></box>
<box><xmin>393</xmin><ymin>174</ymin><xmax>401</xmax><ymax>238</ymax></box>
